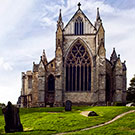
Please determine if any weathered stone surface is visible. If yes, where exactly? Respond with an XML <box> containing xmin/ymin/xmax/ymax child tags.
<box><xmin>64</xmin><ymin>92</ymin><xmax>97</xmax><ymax>105</ymax></box>
<box><xmin>18</xmin><ymin>4</ymin><xmax>127</xmax><ymax>108</ymax></box>
<box><xmin>2</xmin><ymin>102</ymin><xmax>23</xmax><ymax>133</ymax></box>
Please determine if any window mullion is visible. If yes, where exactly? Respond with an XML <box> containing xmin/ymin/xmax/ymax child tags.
<box><xmin>82</xmin><ymin>22</ymin><xmax>83</xmax><ymax>34</ymax></box>
<box><xmin>75</xmin><ymin>22</ymin><xmax>76</xmax><ymax>35</ymax></box>
<box><xmin>88</xmin><ymin>65</ymin><xmax>91</xmax><ymax>91</ymax></box>
<box><xmin>68</xmin><ymin>65</ymin><xmax>70</xmax><ymax>91</ymax></box>
<box><xmin>70</xmin><ymin>65</ymin><xmax>72</xmax><ymax>91</ymax></box>
<box><xmin>76</xmin><ymin>22</ymin><xmax>78</xmax><ymax>35</ymax></box>
<box><xmin>87</xmin><ymin>65</ymin><xmax>89</xmax><ymax>91</ymax></box>
<box><xmin>78</xmin><ymin>22</ymin><xmax>79</xmax><ymax>35</ymax></box>
<box><xmin>66</xmin><ymin>65</ymin><xmax>68</xmax><ymax>91</ymax></box>
<box><xmin>83</xmin><ymin>65</ymin><xmax>85</xmax><ymax>91</ymax></box>
<box><xmin>79</xmin><ymin>65</ymin><xmax>81</xmax><ymax>91</ymax></box>
<box><xmin>75</xmin><ymin>65</ymin><xmax>77</xmax><ymax>91</ymax></box>
<box><xmin>81</xmin><ymin>65</ymin><xmax>83</xmax><ymax>91</ymax></box>
<box><xmin>72</xmin><ymin>65</ymin><xmax>73</xmax><ymax>91</ymax></box>
<box><xmin>80</xmin><ymin>22</ymin><xmax>82</xmax><ymax>35</ymax></box>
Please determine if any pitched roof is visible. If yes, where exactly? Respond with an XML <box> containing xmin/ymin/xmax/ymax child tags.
<box><xmin>63</xmin><ymin>6</ymin><xmax>96</xmax><ymax>31</ymax></box>
<box><xmin>46</xmin><ymin>58</ymin><xmax>55</xmax><ymax>66</ymax></box>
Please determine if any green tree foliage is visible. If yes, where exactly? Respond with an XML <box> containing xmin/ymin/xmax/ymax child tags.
<box><xmin>0</xmin><ymin>103</ymin><xmax>5</xmax><ymax>107</ymax></box>
<box><xmin>127</xmin><ymin>75</ymin><xmax>135</xmax><ymax>102</ymax></box>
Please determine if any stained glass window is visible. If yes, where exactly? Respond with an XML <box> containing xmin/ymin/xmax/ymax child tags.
<box><xmin>66</xmin><ymin>41</ymin><xmax>91</xmax><ymax>92</ymax></box>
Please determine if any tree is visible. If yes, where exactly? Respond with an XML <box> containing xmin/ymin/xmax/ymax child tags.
<box><xmin>127</xmin><ymin>75</ymin><xmax>135</xmax><ymax>102</ymax></box>
<box><xmin>0</xmin><ymin>103</ymin><xmax>5</xmax><ymax>107</ymax></box>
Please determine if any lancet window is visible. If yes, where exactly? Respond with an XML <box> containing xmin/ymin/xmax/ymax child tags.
<box><xmin>75</xmin><ymin>17</ymin><xmax>84</xmax><ymax>35</ymax></box>
<box><xmin>48</xmin><ymin>74</ymin><xmax>55</xmax><ymax>92</ymax></box>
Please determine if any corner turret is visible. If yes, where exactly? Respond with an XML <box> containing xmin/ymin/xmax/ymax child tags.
<box><xmin>57</xmin><ymin>9</ymin><xmax>64</xmax><ymax>30</ymax></box>
<box><xmin>54</xmin><ymin>9</ymin><xmax>64</xmax><ymax>107</ymax></box>
<box><xmin>110</xmin><ymin>48</ymin><xmax>117</xmax><ymax>65</ymax></box>
<box><xmin>41</xmin><ymin>49</ymin><xmax>48</xmax><ymax>65</ymax></box>
<box><xmin>95</xmin><ymin>8</ymin><xmax>102</xmax><ymax>30</ymax></box>
<box><xmin>56</xmin><ymin>9</ymin><xmax>63</xmax><ymax>49</ymax></box>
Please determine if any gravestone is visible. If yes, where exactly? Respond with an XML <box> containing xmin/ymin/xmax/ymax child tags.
<box><xmin>2</xmin><ymin>101</ymin><xmax>23</xmax><ymax>133</ymax></box>
<box><xmin>65</xmin><ymin>100</ymin><xmax>72</xmax><ymax>111</ymax></box>
<box><xmin>88</xmin><ymin>111</ymin><xmax>98</xmax><ymax>116</ymax></box>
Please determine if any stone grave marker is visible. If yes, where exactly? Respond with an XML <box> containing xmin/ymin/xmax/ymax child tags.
<box><xmin>2</xmin><ymin>101</ymin><xmax>23</xmax><ymax>133</ymax></box>
<box><xmin>88</xmin><ymin>111</ymin><xmax>98</xmax><ymax>116</ymax></box>
<box><xmin>65</xmin><ymin>100</ymin><xmax>72</xmax><ymax>111</ymax></box>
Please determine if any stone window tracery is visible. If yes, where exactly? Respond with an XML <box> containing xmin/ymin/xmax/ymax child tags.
<box><xmin>66</xmin><ymin>41</ymin><xmax>91</xmax><ymax>92</ymax></box>
<box><xmin>75</xmin><ymin>17</ymin><xmax>84</xmax><ymax>35</ymax></box>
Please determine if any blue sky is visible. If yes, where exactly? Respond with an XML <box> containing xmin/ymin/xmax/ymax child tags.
<box><xmin>0</xmin><ymin>0</ymin><xmax>135</xmax><ymax>104</ymax></box>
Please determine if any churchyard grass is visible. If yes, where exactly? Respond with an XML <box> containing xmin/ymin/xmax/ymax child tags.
<box><xmin>66</xmin><ymin>112</ymin><xmax>135</xmax><ymax>135</ymax></box>
<box><xmin>0</xmin><ymin>106</ymin><xmax>134</xmax><ymax>135</ymax></box>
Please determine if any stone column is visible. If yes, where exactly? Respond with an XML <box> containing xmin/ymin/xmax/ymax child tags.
<box><xmin>54</xmin><ymin>47</ymin><xmax>63</xmax><ymax>106</ymax></box>
<box><xmin>37</xmin><ymin>60</ymin><xmax>46</xmax><ymax>107</ymax></box>
<box><xmin>97</xmin><ymin>44</ymin><xmax>106</xmax><ymax>105</ymax></box>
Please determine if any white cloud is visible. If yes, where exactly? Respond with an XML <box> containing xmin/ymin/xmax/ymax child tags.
<box><xmin>0</xmin><ymin>0</ymin><xmax>35</xmax><ymax>39</ymax></box>
<box><xmin>0</xmin><ymin>57</ymin><xmax>13</xmax><ymax>71</ymax></box>
<box><xmin>40</xmin><ymin>0</ymin><xmax>135</xmax><ymax>87</ymax></box>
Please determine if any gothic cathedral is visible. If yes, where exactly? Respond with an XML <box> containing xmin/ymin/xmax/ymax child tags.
<box><xmin>18</xmin><ymin>3</ymin><xmax>127</xmax><ymax>107</ymax></box>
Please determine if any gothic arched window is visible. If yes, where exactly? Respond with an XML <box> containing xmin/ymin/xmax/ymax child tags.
<box><xmin>48</xmin><ymin>74</ymin><xmax>55</xmax><ymax>92</ymax></box>
<box><xmin>75</xmin><ymin>17</ymin><xmax>83</xmax><ymax>35</ymax></box>
<box><xmin>66</xmin><ymin>41</ymin><xmax>91</xmax><ymax>92</ymax></box>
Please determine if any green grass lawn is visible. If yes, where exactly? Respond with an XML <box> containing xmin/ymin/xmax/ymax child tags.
<box><xmin>66</xmin><ymin>112</ymin><xmax>135</xmax><ymax>135</ymax></box>
<box><xmin>0</xmin><ymin>106</ymin><xmax>134</xmax><ymax>135</ymax></box>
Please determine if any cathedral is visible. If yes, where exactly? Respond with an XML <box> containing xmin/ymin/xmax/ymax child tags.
<box><xmin>18</xmin><ymin>3</ymin><xmax>127</xmax><ymax>107</ymax></box>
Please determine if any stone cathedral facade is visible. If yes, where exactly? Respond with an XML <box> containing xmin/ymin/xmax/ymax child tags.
<box><xmin>18</xmin><ymin>4</ymin><xmax>127</xmax><ymax>108</ymax></box>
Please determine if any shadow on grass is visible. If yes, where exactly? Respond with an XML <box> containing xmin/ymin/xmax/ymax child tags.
<box><xmin>23</xmin><ymin>129</ymin><xmax>57</xmax><ymax>132</ymax></box>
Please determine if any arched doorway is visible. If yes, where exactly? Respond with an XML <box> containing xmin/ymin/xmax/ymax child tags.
<box><xmin>65</xmin><ymin>41</ymin><xmax>91</xmax><ymax>92</ymax></box>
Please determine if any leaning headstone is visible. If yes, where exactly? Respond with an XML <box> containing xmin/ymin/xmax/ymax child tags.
<box><xmin>88</xmin><ymin>111</ymin><xmax>98</xmax><ymax>116</ymax></box>
<box><xmin>65</xmin><ymin>100</ymin><xmax>72</xmax><ymax>111</ymax></box>
<box><xmin>2</xmin><ymin>101</ymin><xmax>23</xmax><ymax>133</ymax></box>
